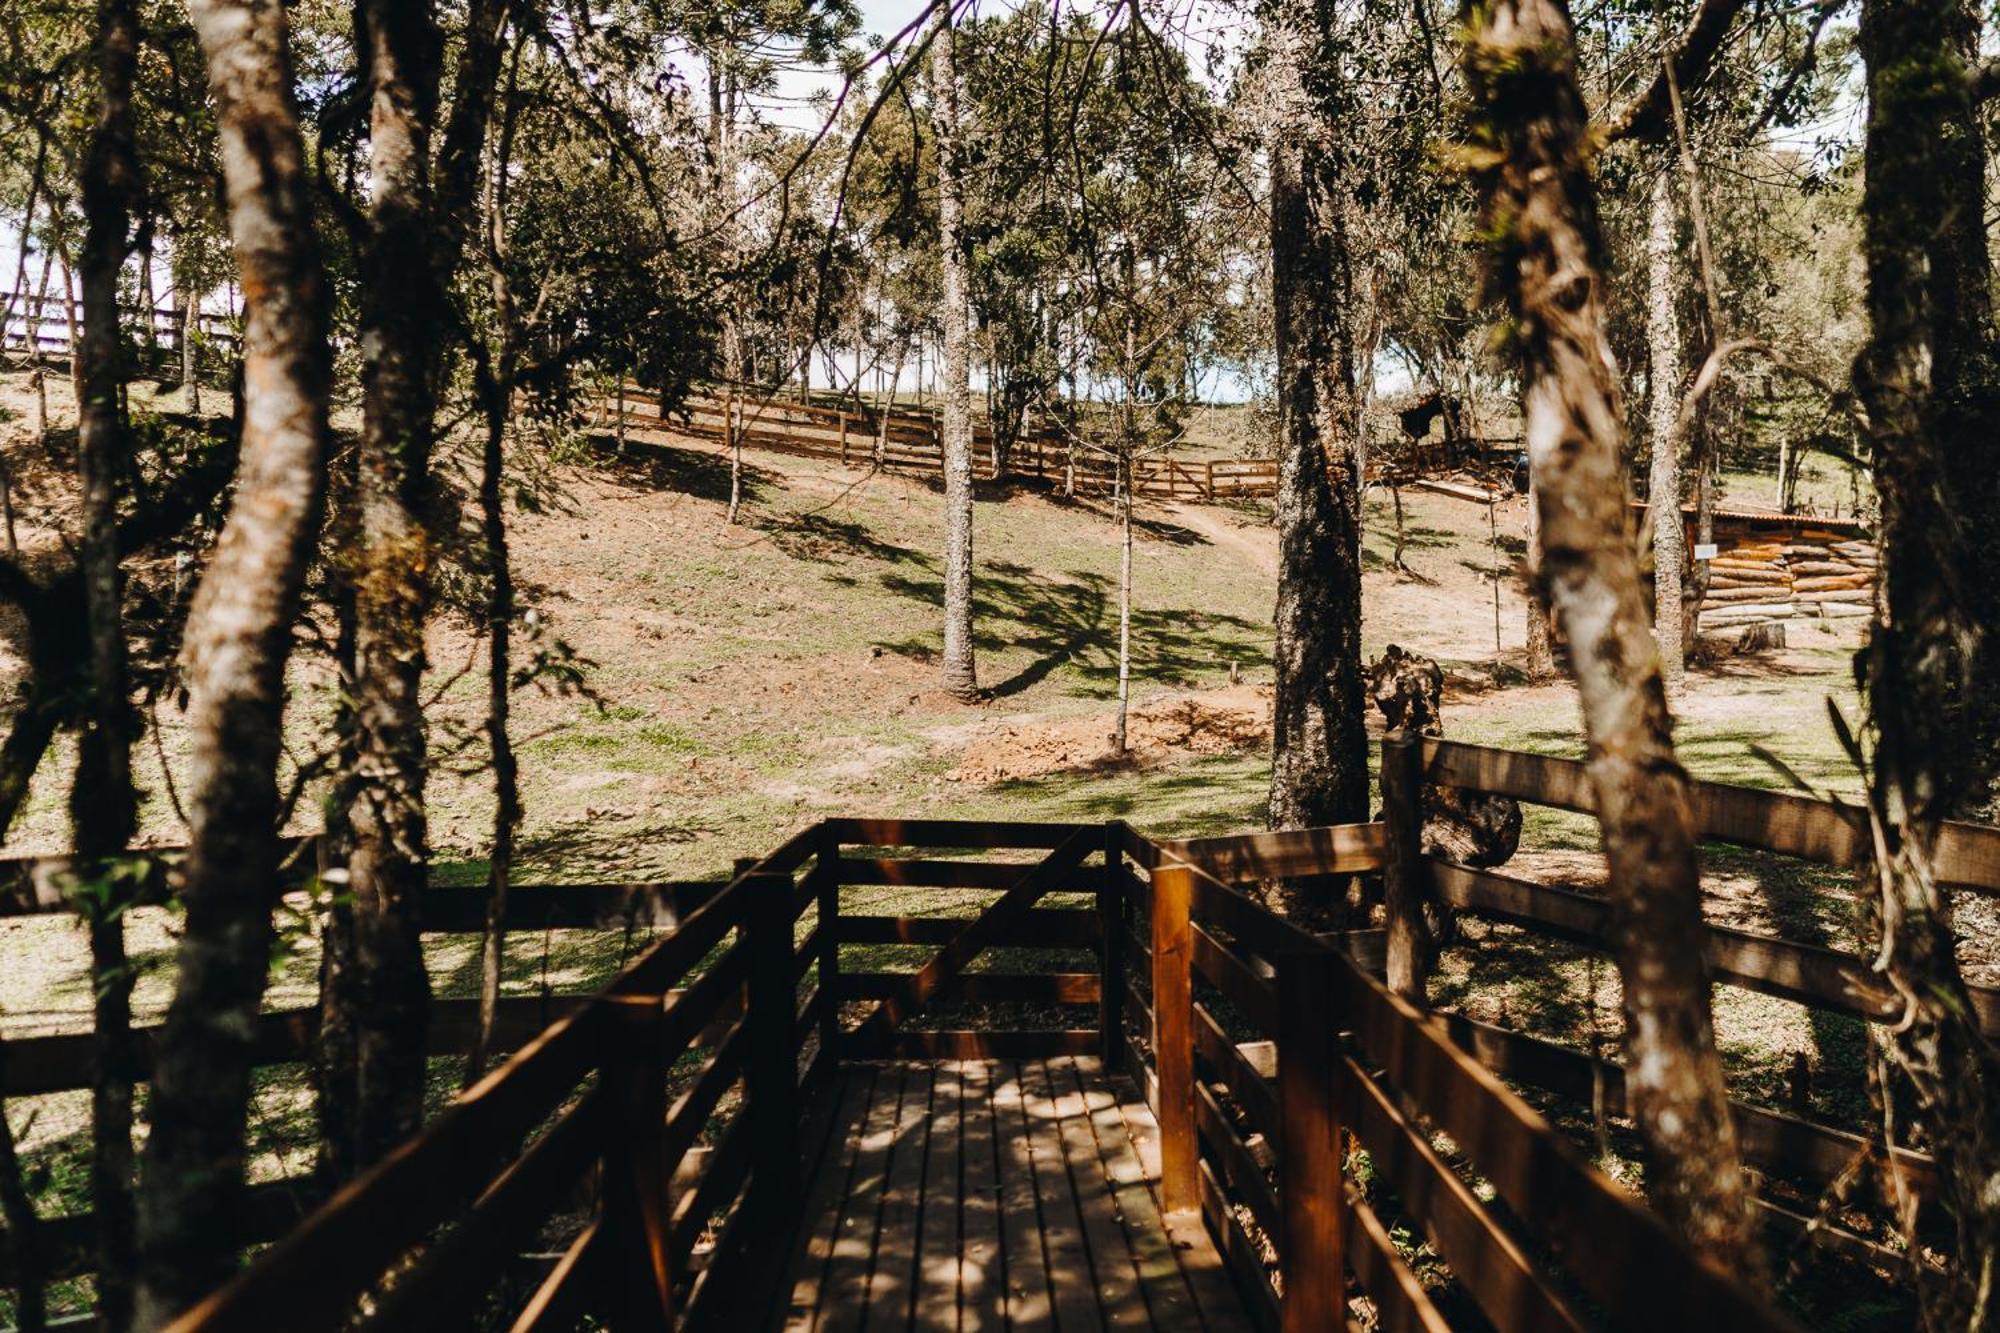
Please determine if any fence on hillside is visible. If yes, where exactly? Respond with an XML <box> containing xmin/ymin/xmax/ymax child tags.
<box><xmin>0</xmin><ymin>293</ymin><xmax>242</xmax><ymax>368</ymax></box>
<box><xmin>11</xmin><ymin>737</ymin><xmax>1958</xmax><ymax>1325</ymax></box>
<box><xmin>604</xmin><ymin>384</ymin><xmax>1285</xmax><ymax>503</ymax></box>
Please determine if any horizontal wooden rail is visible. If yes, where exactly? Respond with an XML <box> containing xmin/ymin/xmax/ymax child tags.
<box><xmin>1430</xmin><ymin>858</ymin><xmax>2000</xmax><ymax>1034</ymax></box>
<box><xmin>1423</xmin><ymin>737</ymin><xmax>2000</xmax><ymax>894</ymax></box>
<box><xmin>1436</xmin><ymin>1010</ymin><xmax>1938</xmax><ymax>1198</ymax></box>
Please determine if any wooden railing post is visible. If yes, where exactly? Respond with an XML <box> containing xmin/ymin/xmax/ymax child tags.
<box><xmin>1150</xmin><ymin>861</ymin><xmax>1197</xmax><ymax>1213</ymax></box>
<box><xmin>815</xmin><ymin>827</ymin><xmax>842</xmax><ymax>1060</ymax></box>
<box><xmin>1381</xmin><ymin>730</ymin><xmax>1430</xmax><ymax>1004</ymax></box>
<box><xmin>600</xmin><ymin>993</ymin><xmax>674</xmax><ymax>1330</ymax></box>
<box><xmin>1277</xmin><ymin>948</ymin><xmax>1345</xmax><ymax>1333</ymax></box>
<box><xmin>745</xmin><ymin>871</ymin><xmax>801</xmax><ymax>1214</ymax></box>
<box><xmin>1098</xmin><ymin>825</ymin><xmax>1125</xmax><ymax>1071</ymax></box>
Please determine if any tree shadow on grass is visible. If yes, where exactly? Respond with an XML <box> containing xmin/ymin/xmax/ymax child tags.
<box><xmin>759</xmin><ymin>512</ymin><xmax>926</xmax><ymax>565</ymax></box>
<box><xmin>585</xmin><ymin>434</ymin><xmax>771</xmax><ymax>505</ymax></box>
<box><xmin>872</xmin><ymin>565</ymin><xmax>1264</xmax><ymax>700</ymax></box>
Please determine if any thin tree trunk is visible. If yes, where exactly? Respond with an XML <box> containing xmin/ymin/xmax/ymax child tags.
<box><xmin>1646</xmin><ymin>168</ymin><xmax>1687</xmax><ymax>696</ymax></box>
<box><xmin>931</xmin><ymin>7</ymin><xmax>979</xmax><ymax>703</ymax></box>
<box><xmin>1266</xmin><ymin>0</ymin><xmax>1369</xmax><ymax>835</ymax></box>
<box><xmin>181</xmin><ymin>293</ymin><xmax>200</xmax><ymax>411</ymax></box>
<box><xmin>1524</xmin><ymin>468</ymin><xmax>1556</xmax><ymax>678</ymax></box>
<box><xmin>334</xmin><ymin>0</ymin><xmax>444</xmax><ymax>1178</ymax></box>
<box><xmin>1461</xmin><ymin>0</ymin><xmax>1756</xmax><ymax>1267</ymax></box>
<box><xmin>136</xmin><ymin>0</ymin><xmax>332</xmax><ymax>1318</ymax></box>
<box><xmin>1</xmin><ymin>136</ymin><xmax>47</xmax><ymax>351</ymax></box>
<box><xmin>74</xmin><ymin>2</ymin><xmax>143</xmax><ymax>1320</ymax></box>
<box><xmin>1853</xmin><ymin>0</ymin><xmax>2000</xmax><ymax>1317</ymax></box>
<box><xmin>468</xmin><ymin>30</ymin><xmax>524</xmax><ymax>1086</ymax></box>
<box><xmin>1114</xmin><ymin>451</ymin><xmax>1132</xmax><ymax>754</ymax></box>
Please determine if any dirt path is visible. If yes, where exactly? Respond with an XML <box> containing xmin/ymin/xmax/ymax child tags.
<box><xmin>1163</xmin><ymin>500</ymin><xmax>1278</xmax><ymax>577</ymax></box>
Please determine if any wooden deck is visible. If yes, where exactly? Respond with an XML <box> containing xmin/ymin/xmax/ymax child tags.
<box><xmin>776</xmin><ymin>1057</ymin><xmax>1253</xmax><ymax>1331</ymax></box>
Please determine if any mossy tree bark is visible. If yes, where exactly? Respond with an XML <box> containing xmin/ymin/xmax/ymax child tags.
<box><xmin>74</xmin><ymin>2</ymin><xmax>143</xmax><ymax>1320</ymax></box>
<box><xmin>1644</xmin><ymin>167</ymin><xmax>1687</xmax><ymax>697</ymax></box>
<box><xmin>1853</xmin><ymin>0</ymin><xmax>2000</xmax><ymax>1317</ymax></box>
<box><xmin>1265</xmin><ymin>0</ymin><xmax>1368</xmax><ymax>837</ymax></box>
<box><xmin>1461</xmin><ymin>0</ymin><xmax>1757</xmax><ymax>1268</ymax></box>
<box><xmin>136</xmin><ymin>0</ymin><xmax>331</xmax><ymax>1318</ymax></box>
<box><xmin>932</xmin><ymin>6</ymin><xmax>979</xmax><ymax>703</ymax></box>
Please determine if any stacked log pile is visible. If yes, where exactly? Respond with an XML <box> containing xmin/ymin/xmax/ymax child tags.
<box><xmin>1698</xmin><ymin>529</ymin><xmax>1876</xmax><ymax>631</ymax></box>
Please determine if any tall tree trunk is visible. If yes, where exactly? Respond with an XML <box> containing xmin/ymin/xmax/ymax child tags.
<box><xmin>74</xmin><ymin>3</ymin><xmax>143</xmax><ymax>1321</ymax></box>
<box><xmin>1853</xmin><ymin>0</ymin><xmax>2000</xmax><ymax>1317</ymax></box>
<box><xmin>331</xmin><ymin>0</ymin><xmax>443</xmax><ymax>1178</ymax></box>
<box><xmin>1265</xmin><ymin>0</ymin><xmax>1368</xmax><ymax>835</ymax></box>
<box><xmin>136</xmin><ymin>0</ymin><xmax>331</xmax><ymax>1318</ymax></box>
<box><xmin>1645</xmin><ymin>168</ymin><xmax>1687</xmax><ymax>697</ymax></box>
<box><xmin>468</xmin><ymin>32</ymin><xmax>524</xmax><ymax>1085</ymax></box>
<box><xmin>319</xmin><ymin>0</ymin><xmax>511</xmax><ymax>1172</ymax></box>
<box><xmin>1461</xmin><ymin>0</ymin><xmax>1757</xmax><ymax>1267</ymax></box>
<box><xmin>931</xmin><ymin>7</ymin><xmax>979</xmax><ymax>703</ymax></box>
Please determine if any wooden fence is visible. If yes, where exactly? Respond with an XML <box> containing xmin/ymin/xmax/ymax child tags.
<box><xmin>605</xmin><ymin>384</ymin><xmax>1285</xmax><ymax>503</ymax></box>
<box><xmin>0</xmin><ymin>293</ymin><xmax>241</xmax><ymax>367</ymax></box>
<box><xmin>28</xmin><ymin>768</ymin><xmax>1901</xmax><ymax>1328</ymax></box>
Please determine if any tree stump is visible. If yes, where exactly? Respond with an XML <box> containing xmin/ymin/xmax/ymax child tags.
<box><xmin>1368</xmin><ymin>645</ymin><xmax>1522</xmax><ymax>869</ymax></box>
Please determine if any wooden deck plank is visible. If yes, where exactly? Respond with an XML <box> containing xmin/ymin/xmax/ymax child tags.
<box><xmin>781</xmin><ymin>1070</ymin><xmax>877</xmax><ymax>1331</ymax></box>
<box><xmin>958</xmin><ymin>1061</ymin><xmax>1005</xmax><ymax>1333</ymax></box>
<box><xmin>861</xmin><ymin>1064</ymin><xmax>933</xmax><ymax>1331</ymax></box>
<box><xmin>820</xmin><ymin>1065</ymin><xmax>906</xmax><ymax>1333</ymax></box>
<box><xmin>780</xmin><ymin>1061</ymin><xmax>1250</xmax><ymax>1333</ymax></box>
<box><xmin>915</xmin><ymin>1061</ymin><xmax>966</xmax><ymax>1330</ymax></box>
<box><xmin>1061</xmin><ymin>1056</ymin><xmax>1208</xmax><ymax>1331</ymax></box>
<box><xmin>1018</xmin><ymin>1060</ymin><xmax>1107</xmax><ymax>1332</ymax></box>
<box><xmin>990</xmin><ymin>1061</ymin><xmax>1056</xmax><ymax>1329</ymax></box>
<box><xmin>1110</xmin><ymin>1072</ymin><xmax>1253</xmax><ymax>1331</ymax></box>
<box><xmin>1038</xmin><ymin>1058</ymin><xmax>1150</xmax><ymax>1327</ymax></box>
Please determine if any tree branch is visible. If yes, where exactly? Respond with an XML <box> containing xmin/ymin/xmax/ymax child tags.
<box><xmin>1599</xmin><ymin>0</ymin><xmax>1748</xmax><ymax>145</ymax></box>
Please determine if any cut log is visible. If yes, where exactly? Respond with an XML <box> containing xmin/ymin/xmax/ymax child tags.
<box><xmin>1787</xmin><ymin>560</ymin><xmax>1865</xmax><ymax>577</ymax></box>
<box><xmin>1793</xmin><ymin>574</ymin><xmax>1873</xmax><ymax>594</ymax></box>
<box><xmin>1810</xmin><ymin>588</ymin><xmax>1873</xmax><ymax>604</ymax></box>
<box><xmin>1707</xmin><ymin>568</ymin><xmax>1791</xmax><ymax>586</ymax></box>
<box><xmin>1821</xmin><ymin>602</ymin><xmax>1873</xmax><ymax>618</ymax></box>
<box><xmin>1701</xmin><ymin>604</ymin><xmax>1796</xmax><ymax>625</ymax></box>
<box><xmin>1705</xmin><ymin>585</ymin><xmax>1798</xmax><ymax>605</ymax></box>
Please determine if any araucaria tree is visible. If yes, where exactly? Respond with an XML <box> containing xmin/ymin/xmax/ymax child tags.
<box><xmin>1460</xmin><ymin>0</ymin><xmax>1758</xmax><ymax>1268</ymax></box>
<box><xmin>1263</xmin><ymin>0</ymin><xmax>1369</xmax><ymax>837</ymax></box>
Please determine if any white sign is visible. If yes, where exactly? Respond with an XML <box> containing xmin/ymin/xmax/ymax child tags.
<box><xmin>1693</xmin><ymin>543</ymin><xmax>1719</xmax><ymax>561</ymax></box>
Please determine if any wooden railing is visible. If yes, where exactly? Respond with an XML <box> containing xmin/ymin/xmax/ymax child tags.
<box><xmin>1391</xmin><ymin>735</ymin><xmax>2000</xmax><ymax>1271</ymax></box>
<box><xmin>156</xmin><ymin>825</ymin><xmax>828</xmax><ymax>1332</ymax></box>
<box><xmin>1112</xmin><ymin>820</ymin><xmax>1799</xmax><ymax>1332</ymax></box>
<box><xmin>22</xmin><ymin>749</ymin><xmax>1914</xmax><ymax>1328</ymax></box>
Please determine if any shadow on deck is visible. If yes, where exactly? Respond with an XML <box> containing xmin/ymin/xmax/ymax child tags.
<box><xmin>775</xmin><ymin>1058</ymin><xmax>1248</xmax><ymax>1331</ymax></box>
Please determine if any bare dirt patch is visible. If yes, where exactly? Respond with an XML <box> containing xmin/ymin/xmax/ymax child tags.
<box><xmin>945</xmin><ymin>683</ymin><xmax>1270</xmax><ymax>784</ymax></box>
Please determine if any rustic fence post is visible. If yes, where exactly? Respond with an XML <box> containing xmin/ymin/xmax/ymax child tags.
<box><xmin>1380</xmin><ymin>730</ymin><xmax>1430</xmax><ymax>1004</ymax></box>
<box><xmin>1150</xmin><ymin>861</ymin><xmax>1197</xmax><ymax>1213</ymax></box>
<box><xmin>1098</xmin><ymin>824</ymin><xmax>1126</xmax><ymax>1071</ymax></box>
<box><xmin>745</xmin><ymin>871</ymin><xmax>801</xmax><ymax>1214</ymax></box>
<box><xmin>815</xmin><ymin>825</ymin><xmax>843</xmax><ymax>1061</ymax></box>
<box><xmin>600</xmin><ymin>991</ymin><xmax>674</xmax><ymax>1329</ymax></box>
<box><xmin>838</xmin><ymin>412</ymin><xmax>850</xmax><ymax>466</ymax></box>
<box><xmin>1277</xmin><ymin>948</ymin><xmax>1345</xmax><ymax>1333</ymax></box>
